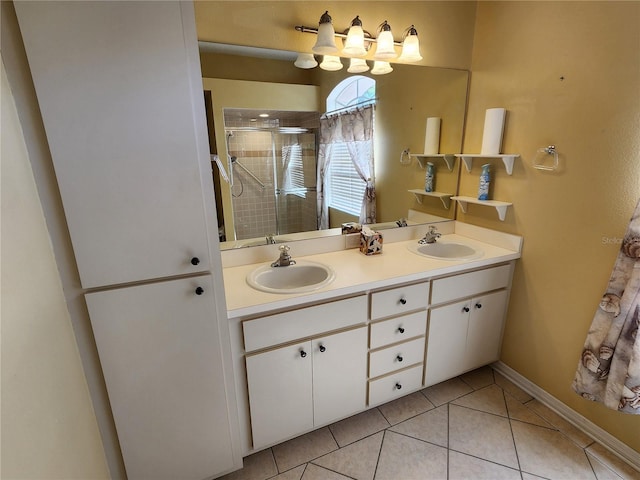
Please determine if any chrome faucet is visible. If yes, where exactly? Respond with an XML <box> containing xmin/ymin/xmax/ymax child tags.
<box><xmin>271</xmin><ymin>244</ymin><xmax>296</xmax><ymax>267</ymax></box>
<box><xmin>266</xmin><ymin>233</ymin><xmax>276</xmax><ymax>245</ymax></box>
<box><xmin>421</xmin><ymin>225</ymin><xmax>441</xmax><ymax>244</ymax></box>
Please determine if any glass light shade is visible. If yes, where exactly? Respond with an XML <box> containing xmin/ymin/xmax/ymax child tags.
<box><xmin>319</xmin><ymin>55</ymin><xmax>343</xmax><ymax>71</ymax></box>
<box><xmin>398</xmin><ymin>33</ymin><xmax>422</xmax><ymax>62</ymax></box>
<box><xmin>342</xmin><ymin>25</ymin><xmax>366</xmax><ymax>57</ymax></box>
<box><xmin>374</xmin><ymin>30</ymin><xmax>397</xmax><ymax>59</ymax></box>
<box><xmin>370</xmin><ymin>60</ymin><xmax>393</xmax><ymax>75</ymax></box>
<box><xmin>347</xmin><ymin>58</ymin><xmax>369</xmax><ymax>73</ymax></box>
<box><xmin>312</xmin><ymin>19</ymin><xmax>339</xmax><ymax>54</ymax></box>
<box><xmin>294</xmin><ymin>53</ymin><xmax>318</xmax><ymax>69</ymax></box>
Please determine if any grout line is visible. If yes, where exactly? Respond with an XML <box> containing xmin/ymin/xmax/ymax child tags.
<box><xmin>446</xmin><ymin>402</ymin><xmax>450</xmax><ymax>479</ymax></box>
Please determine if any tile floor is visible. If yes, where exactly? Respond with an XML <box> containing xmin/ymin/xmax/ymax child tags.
<box><xmin>220</xmin><ymin>367</ymin><xmax>640</xmax><ymax>480</ymax></box>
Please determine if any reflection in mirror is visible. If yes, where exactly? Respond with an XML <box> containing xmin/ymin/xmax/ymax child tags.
<box><xmin>223</xmin><ymin>109</ymin><xmax>320</xmax><ymax>243</ymax></box>
<box><xmin>200</xmin><ymin>44</ymin><xmax>469</xmax><ymax>250</ymax></box>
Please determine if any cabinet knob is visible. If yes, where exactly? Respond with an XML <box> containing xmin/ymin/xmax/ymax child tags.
<box><xmin>475</xmin><ymin>303</ymin><xmax>482</xmax><ymax>309</ymax></box>
<box><xmin>300</xmin><ymin>350</ymin><xmax>307</xmax><ymax>358</ymax></box>
<box><xmin>319</xmin><ymin>345</ymin><xmax>326</xmax><ymax>353</ymax></box>
<box><xmin>399</xmin><ymin>297</ymin><xmax>407</xmax><ymax>305</ymax></box>
<box><xmin>396</xmin><ymin>355</ymin><xmax>403</xmax><ymax>362</ymax></box>
<box><xmin>397</xmin><ymin>327</ymin><xmax>405</xmax><ymax>334</ymax></box>
<box><xmin>195</xmin><ymin>286</ymin><xmax>204</xmax><ymax>295</ymax></box>
<box><xmin>463</xmin><ymin>306</ymin><xmax>470</xmax><ymax>313</ymax></box>
<box><xmin>191</xmin><ymin>257</ymin><xmax>200</xmax><ymax>266</ymax></box>
<box><xmin>395</xmin><ymin>383</ymin><xmax>402</xmax><ymax>390</ymax></box>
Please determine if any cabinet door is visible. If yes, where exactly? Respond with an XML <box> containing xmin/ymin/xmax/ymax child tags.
<box><xmin>15</xmin><ymin>2</ymin><xmax>211</xmax><ymax>288</ymax></box>
<box><xmin>313</xmin><ymin>327</ymin><xmax>367</xmax><ymax>426</ymax></box>
<box><xmin>246</xmin><ymin>343</ymin><xmax>313</xmax><ymax>449</ymax></box>
<box><xmin>466</xmin><ymin>290</ymin><xmax>509</xmax><ymax>370</ymax></box>
<box><xmin>425</xmin><ymin>300</ymin><xmax>470</xmax><ymax>387</ymax></box>
<box><xmin>85</xmin><ymin>276</ymin><xmax>234</xmax><ymax>480</ymax></box>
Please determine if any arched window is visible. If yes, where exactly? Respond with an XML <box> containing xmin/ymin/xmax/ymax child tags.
<box><xmin>326</xmin><ymin>76</ymin><xmax>376</xmax><ymax>112</ymax></box>
<box><xmin>322</xmin><ymin>77</ymin><xmax>376</xmax><ymax>221</ymax></box>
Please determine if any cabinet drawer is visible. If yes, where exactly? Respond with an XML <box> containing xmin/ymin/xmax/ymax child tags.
<box><xmin>368</xmin><ymin>364</ymin><xmax>424</xmax><ymax>406</ymax></box>
<box><xmin>370</xmin><ymin>282</ymin><xmax>429</xmax><ymax>320</ymax></box>
<box><xmin>431</xmin><ymin>264</ymin><xmax>511</xmax><ymax>305</ymax></box>
<box><xmin>243</xmin><ymin>295</ymin><xmax>367</xmax><ymax>352</ymax></box>
<box><xmin>369</xmin><ymin>337</ymin><xmax>425</xmax><ymax>378</ymax></box>
<box><xmin>370</xmin><ymin>310</ymin><xmax>427</xmax><ymax>349</ymax></box>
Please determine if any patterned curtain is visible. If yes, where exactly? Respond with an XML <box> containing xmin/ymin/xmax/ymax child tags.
<box><xmin>317</xmin><ymin>105</ymin><xmax>375</xmax><ymax>229</ymax></box>
<box><xmin>572</xmin><ymin>199</ymin><xmax>640</xmax><ymax>413</ymax></box>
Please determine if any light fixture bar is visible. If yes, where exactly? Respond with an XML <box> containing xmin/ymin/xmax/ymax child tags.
<box><xmin>294</xmin><ymin>25</ymin><xmax>403</xmax><ymax>46</ymax></box>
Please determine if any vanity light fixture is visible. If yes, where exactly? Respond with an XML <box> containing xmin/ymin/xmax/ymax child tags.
<box><xmin>347</xmin><ymin>57</ymin><xmax>370</xmax><ymax>73</ymax></box>
<box><xmin>312</xmin><ymin>11</ymin><xmax>339</xmax><ymax>54</ymax></box>
<box><xmin>370</xmin><ymin>61</ymin><xmax>393</xmax><ymax>75</ymax></box>
<box><xmin>319</xmin><ymin>55</ymin><xmax>344</xmax><ymax>71</ymax></box>
<box><xmin>373</xmin><ymin>21</ymin><xmax>397</xmax><ymax>60</ymax></box>
<box><xmin>397</xmin><ymin>25</ymin><xmax>422</xmax><ymax>62</ymax></box>
<box><xmin>294</xmin><ymin>53</ymin><xmax>318</xmax><ymax>69</ymax></box>
<box><xmin>342</xmin><ymin>16</ymin><xmax>367</xmax><ymax>57</ymax></box>
<box><xmin>294</xmin><ymin>12</ymin><xmax>421</xmax><ymax>74</ymax></box>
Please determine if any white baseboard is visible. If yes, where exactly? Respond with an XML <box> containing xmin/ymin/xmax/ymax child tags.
<box><xmin>492</xmin><ymin>361</ymin><xmax>640</xmax><ymax>472</ymax></box>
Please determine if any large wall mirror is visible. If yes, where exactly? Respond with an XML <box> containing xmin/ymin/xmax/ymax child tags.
<box><xmin>200</xmin><ymin>44</ymin><xmax>469</xmax><ymax>250</ymax></box>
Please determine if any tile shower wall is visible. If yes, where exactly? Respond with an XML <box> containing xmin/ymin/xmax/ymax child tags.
<box><xmin>227</xmin><ymin>130</ymin><xmax>276</xmax><ymax>240</ymax></box>
<box><xmin>226</xmin><ymin>114</ymin><xmax>318</xmax><ymax>240</ymax></box>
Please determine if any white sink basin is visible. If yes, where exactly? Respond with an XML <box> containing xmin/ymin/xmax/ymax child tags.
<box><xmin>407</xmin><ymin>240</ymin><xmax>483</xmax><ymax>260</ymax></box>
<box><xmin>247</xmin><ymin>260</ymin><xmax>336</xmax><ymax>294</ymax></box>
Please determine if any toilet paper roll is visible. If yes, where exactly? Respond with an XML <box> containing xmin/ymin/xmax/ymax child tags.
<box><xmin>481</xmin><ymin>108</ymin><xmax>506</xmax><ymax>155</ymax></box>
<box><xmin>424</xmin><ymin>117</ymin><xmax>441</xmax><ymax>154</ymax></box>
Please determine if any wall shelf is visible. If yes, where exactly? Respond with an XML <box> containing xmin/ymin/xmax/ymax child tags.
<box><xmin>408</xmin><ymin>189</ymin><xmax>453</xmax><ymax>209</ymax></box>
<box><xmin>410</xmin><ymin>154</ymin><xmax>456</xmax><ymax>171</ymax></box>
<box><xmin>451</xmin><ymin>196</ymin><xmax>512</xmax><ymax>221</ymax></box>
<box><xmin>454</xmin><ymin>154</ymin><xmax>520</xmax><ymax>175</ymax></box>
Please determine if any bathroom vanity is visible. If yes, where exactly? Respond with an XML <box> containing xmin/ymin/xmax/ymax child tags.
<box><xmin>222</xmin><ymin>222</ymin><xmax>522</xmax><ymax>454</ymax></box>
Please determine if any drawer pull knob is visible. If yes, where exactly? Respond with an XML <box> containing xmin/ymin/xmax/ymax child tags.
<box><xmin>191</xmin><ymin>257</ymin><xmax>200</xmax><ymax>266</ymax></box>
<box><xmin>396</xmin><ymin>355</ymin><xmax>403</xmax><ymax>362</ymax></box>
<box><xmin>475</xmin><ymin>303</ymin><xmax>483</xmax><ymax>309</ymax></box>
<box><xmin>463</xmin><ymin>306</ymin><xmax>470</xmax><ymax>313</ymax></box>
<box><xmin>395</xmin><ymin>383</ymin><xmax>402</xmax><ymax>390</ymax></box>
<box><xmin>195</xmin><ymin>286</ymin><xmax>204</xmax><ymax>295</ymax></box>
<box><xmin>319</xmin><ymin>345</ymin><xmax>326</xmax><ymax>353</ymax></box>
<box><xmin>397</xmin><ymin>327</ymin><xmax>405</xmax><ymax>334</ymax></box>
<box><xmin>399</xmin><ymin>298</ymin><xmax>407</xmax><ymax>305</ymax></box>
<box><xmin>300</xmin><ymin>350</ymin><xmax>307</xmax><ymax>358</ymax></box>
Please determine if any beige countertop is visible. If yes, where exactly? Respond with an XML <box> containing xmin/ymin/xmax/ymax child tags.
<box><xmin>223</xmin><ymin>223</ymin><xmax>522</xmax><ymax>319</ymax></box>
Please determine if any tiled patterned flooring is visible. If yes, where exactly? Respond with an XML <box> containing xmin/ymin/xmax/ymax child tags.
<box><xmin>221</xmin><ymin>367</ymin><xmax>640</xmax><ymax>480</ymax></box>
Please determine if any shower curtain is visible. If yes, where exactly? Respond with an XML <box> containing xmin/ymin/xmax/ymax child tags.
<box><xmin>572</xmin><ymin>199</ymin><xmax>640</xmax><ymax>413</ymax></box>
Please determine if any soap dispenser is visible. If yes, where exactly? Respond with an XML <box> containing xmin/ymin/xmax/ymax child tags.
<box><xmin>478</xmin><ymin>163</ymin><xmax>490</xmax><ymax>200</ymax></box>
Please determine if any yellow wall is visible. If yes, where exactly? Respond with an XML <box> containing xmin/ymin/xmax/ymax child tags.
<box><xmin>459</xmin><ymin>1</ymin><xmax>640</xmax><ymax>451</ymax></box>
<box><xmin>1</xmin><ymin>61</ymin><xmax>110</xmax><ymax>479</ymax></box>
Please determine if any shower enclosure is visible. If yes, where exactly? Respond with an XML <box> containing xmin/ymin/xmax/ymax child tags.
<box><xmin>222</xmin><ymin>109</ymin><xmax>320</xmax><ymax>242</ymax></box>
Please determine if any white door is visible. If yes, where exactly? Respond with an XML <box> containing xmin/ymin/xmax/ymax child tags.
<box><xmin>15</xmin><ymin>1</ymin><xmax>212</xmax><ymax>288</ymax></box>
<box><xmin>246</xmin><ymin>342</ymin><xmax>314</xmax><ymax>449</ymax></box>
<box><xmin>466</xmin><ymin>290</ymin><xmax>509</xmax><ymax>370</ymax></box>
<box><xmin>425</xmin><ymin>299</ymin><xmax>470</xmax><ymax>386</ymax></box>
<box><xmin>85</xmin><ymin>276</ymin><xmax>234</xmax><ymax>480</ymax></box>
<box><xmin>312</xmin><ymin>327</ymin><xmax>367</xmax><ymax>426</ymax></box>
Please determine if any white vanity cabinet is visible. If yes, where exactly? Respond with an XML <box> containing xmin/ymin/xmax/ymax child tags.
<box><xmin>425</xmin><ymin>264</ymin><xmax>512</xmax><ymax>386</ymax></box>
<box><xmin>368</xmin><ymin>283</ymin><xmax>429</xmax><ymax>406</ymax></box>
<box><xmin>243</xmin><ymin>296</ymin><xmax>368</xmax><ymax>449</ymax></box>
